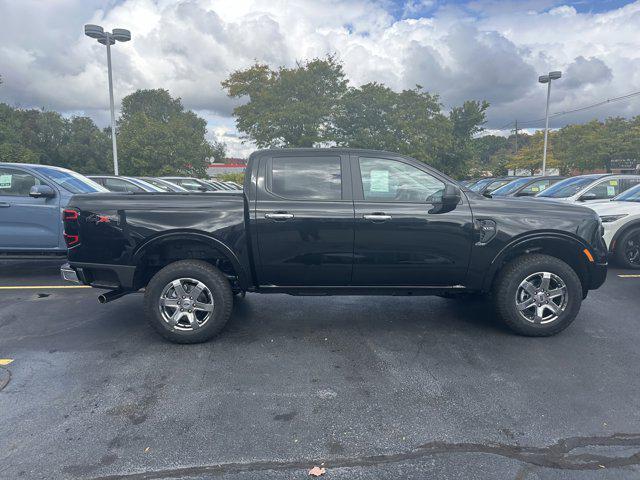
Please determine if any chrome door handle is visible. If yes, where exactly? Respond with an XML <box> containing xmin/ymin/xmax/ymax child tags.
<box><xmin>363</xmin><ymin>213</ymin><xmax>392</xmax><ymax>221</ymax></box>
<box><xmin>264</xmin><ymin>212</ymin><xmax>294</xmax><ymax>220</ymax></box>
<box><xmin>0</xmin><ymin>202</ymin><xmax>10</xmax><ymax>208</ymax></box>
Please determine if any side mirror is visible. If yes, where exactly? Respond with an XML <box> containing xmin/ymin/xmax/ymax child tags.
<box><xmin>579</xmin><ymin>192</ymin><xmax>598</xmax><ymax>202</ymax></box>
<box><xmin>429</xmin><ymin>184</ymin><xmax>461</xmax><ymax>214</ymax></box>
<box><xmin>29</xmin><ymin>184</ymin><xmax>56</xmax><ymax>199</ymax></box>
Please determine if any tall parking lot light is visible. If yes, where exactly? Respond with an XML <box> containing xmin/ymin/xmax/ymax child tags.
<box><xmin>84</xmin><ymin>24</ymin><xmax>131</xmax><ymax>176</ymax></box>
<box><xmin>538</xmin><ymin>71</ymin><xmax>562</xmax><ymax>175</ymax></box>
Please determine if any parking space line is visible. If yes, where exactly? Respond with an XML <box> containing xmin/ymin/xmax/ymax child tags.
<box><xmin>0</xmin><ymin>359</ymin><xmax>14</xmax><ymax>366</ymax></box>
<box><xmin>618</xmin><ymin>274</ymin><xmax>640</xmax><ymax>278</ymax></box>
<box><xmin>0</xmin><ymin>285</ymin><xmax>91</xmax><ymax>290</ymax></box>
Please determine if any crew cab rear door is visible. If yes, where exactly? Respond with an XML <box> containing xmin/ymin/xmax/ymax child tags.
<box><xmin>255</xmin><ymin>152</ymin><xmax>354</xmax><ymax>286</ymax></box>
<box><xmin>350</xmin><ymin>154</ymin><xmax>474</xmax><ymax>286</ymax></box>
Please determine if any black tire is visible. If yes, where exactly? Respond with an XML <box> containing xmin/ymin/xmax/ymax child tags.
<box><xmin>493</xmin><ymin>254</ymin><xmax>582</xmax><ymax>336</ymax></box>
<box><xmin>614</xmin><ymin>227</ymin><xmax>640</xmax><ymax>270</ymax></box>
<box><xmin>144</xmin><ymin>260</ymin><xmax>233</xmax><ymax>344</ymax></box>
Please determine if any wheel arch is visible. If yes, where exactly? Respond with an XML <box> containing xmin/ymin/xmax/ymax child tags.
<box><xmin>483</xmin><ymin>232</ymin><xmax>594</xmax><ymax>295</ymax></box>
<box><xmin>610</xmin><ymin>219</ymin><xmax>640</xmax><ymax>253</ymax></box>
<box><xmin>131</xmin><ymin>231</ymin><xmax>249</xmax><ymax>291</ymax></box>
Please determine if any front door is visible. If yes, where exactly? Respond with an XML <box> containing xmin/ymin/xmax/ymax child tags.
<box><xmin>255</xmin><ymin>153</ymin><xmax>354</xmax><ymax>286</ymax></box>
<box><xmin>0</xmin><ymin>166</ymin><xmax>61</xmax><ymax>250</ymax></box>
<box><xmin>351</xmin><ymin>155</ymin><xmax>473</xmax><ymax>286</ymax></box>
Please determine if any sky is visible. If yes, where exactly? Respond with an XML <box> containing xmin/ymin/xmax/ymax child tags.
<box><xmin>1</xmin><ymin>0</ymin><xmax>639</xmax><ymax>157</ymax></box>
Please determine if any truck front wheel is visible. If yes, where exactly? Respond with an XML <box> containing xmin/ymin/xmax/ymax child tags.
<box><xmin>144</xmin><ymin>260</ymin><xmax>233</xmax><ymax>343</ymax></box>
<box><xmin>493</xmin><ymin>254</ymin><xmax>582</xmax><ymax>336</ymax></box>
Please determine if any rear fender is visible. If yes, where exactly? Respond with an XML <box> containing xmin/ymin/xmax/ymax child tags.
<box><xmin>132</xmin><ymin>231</ymin><xmax>249</xmax><ymax>289</ymax></box>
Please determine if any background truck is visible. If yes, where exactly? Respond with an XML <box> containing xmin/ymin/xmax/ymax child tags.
<box><xmin>61</xmin><ymin>148</ymin><xmax>608</xmax><ymax>343</ymax></box>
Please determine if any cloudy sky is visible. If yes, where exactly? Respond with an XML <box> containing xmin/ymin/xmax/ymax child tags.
<box><xmin>1</xmin><ymin>0</ymin><xmax>639</xmax><ymax>157</ymax></box>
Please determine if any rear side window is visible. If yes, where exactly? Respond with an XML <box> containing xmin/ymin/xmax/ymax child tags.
<box><xmin>270</xmin><ymin>156</ymin><xmax>342</xmax><ymax>200</ymax></box>
<box><xmin>619</xmin><ymin>177</ymin><xmax>640</xmax><ymax>192</ymax></box>
<box><xmin>0</xmin><ymin>167</ymin><xmax>42</xmax><ymax>196</ymax></box>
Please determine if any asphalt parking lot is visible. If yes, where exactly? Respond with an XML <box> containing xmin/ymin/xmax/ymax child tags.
<box><xmin>1</xmin><ymin>260</ymin><xmax>639</xmax><ymax>480</ymax></box>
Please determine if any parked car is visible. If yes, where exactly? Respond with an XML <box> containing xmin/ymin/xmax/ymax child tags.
<box><xmin>588</xmin><ymin>184</ymin><xmax>640</xmax><ymax>269</ymax></box>
<box><xmin>223</xmin><ymin>181</ymin><xmax>243</xmax><ymax>190</ymax></box>
<box><xmin>61</xmin><ymin>148</ymin><xmax>607</xmax><ymax>343</ymax></box>
<box><xmin>138</xmin><ymin>177</ymin><xmax>189</xmax><ymax>192</ymax></box>
<box><xmin>89</xmin><ymin>175</ymin><xmax>162</xmax><ymax>193</ymax></box>
<box><xmin>536</xmin><ymin>174</ymin><xmax>640</xmax><ymax>203</ymax></box>
<box><xmin>470</xmin><ymin>177</ymin><xmax>522</xmax><ymax>196</ymax></box>
<box><xmin>491</xmin><ymin>176</ymin><xmax>565</xmax><ymax>197</ymax></box>
<box><xmin>160</xmin><ymin>177</ymin><xmax>219</xmax><ymax>192</ymax></box>
<box><xmin>202</xmin><ymin>179</ymin><xmax>235</xmax><ymax>191</ymax></box>
<box><xmin>0</xmin><ymin>163</ymin><xmax>106</xmax><ymax>256</ymax></box>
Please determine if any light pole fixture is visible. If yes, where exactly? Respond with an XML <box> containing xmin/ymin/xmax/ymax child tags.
<box><xmin>84</xmin><ymin>24</ymin><xmax>131</xmax><ymax>176</ymax></box>
<box><xmin>538</xmin><ymin>70</ymin><xmax>562</xmax><ymax>175</ymax></box>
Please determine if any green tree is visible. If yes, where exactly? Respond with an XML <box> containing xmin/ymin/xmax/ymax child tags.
<box><xmin>332</xmin><ymin>83</ymin><xmax>457</xmax><ymax>171</ymax></box>
<box><xmin>222</xmin><ymin>56</ymin><xmax>348</xmax><ymax>147</ymax></box>
<box><xmin>59</xmin><ymin>117</ymin><xmax>112</xmax><ymax>174</ymax></box>
<box><xmin>117</xmin><ymin>89</ymin><xmax>213</xmax><ymax>177</ymax></box>
<box><xmin>508</xmin><ymin>131</ymin><xmax>560</xmax><ymax>173</ymax></box>
<box><xmin>210</xmin><ymin>140</ymin><xmax>227</xmax><ymax>163</ymax></box>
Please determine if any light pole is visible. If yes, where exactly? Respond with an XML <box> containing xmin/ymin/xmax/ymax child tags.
<box><xmin>84</xmin><ymin>24</ymin><xmax>131</xmax><ymax>176</ymax></box>
<box><xmin>538</xmin><ymin>70</ymin><xmax>562</xmax><ymax>175</ymax></box>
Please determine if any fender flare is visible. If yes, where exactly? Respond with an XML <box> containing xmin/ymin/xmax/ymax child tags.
<box><xmin>132</xmin><ymin>231</ymin><xmax>249</xmax><ymax>289</ymax></box>
<box><xmin>482</xmin><ymin>231</ymin><xmax>592</xmax><ymax>292</ymax></box>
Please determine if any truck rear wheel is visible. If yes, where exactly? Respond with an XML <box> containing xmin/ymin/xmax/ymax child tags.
<box><xmin>493</xmin><ymin>254</ymin><xmax>582</xmax><ymax>336</ymax></box>
<box><xmin>143</xmin><ymin>260</ymin><xmax>233</xmax><ymax>344</ymax></box>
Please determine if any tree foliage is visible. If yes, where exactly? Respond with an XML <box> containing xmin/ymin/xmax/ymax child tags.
<box><xmin>117</xmin><ymin>89</ymin><xmax>214</xmax><ymax>177</ymax></box>
<box><xmin>222</xmin><ymin>56</ymin><xmax>348</xmax><ymax>148</ymax></box>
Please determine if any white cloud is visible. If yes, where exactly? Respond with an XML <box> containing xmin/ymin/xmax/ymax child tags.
<box><xmin>1</xmin><ymin>0</ymin><xmax>640</xmax><ymax>156</ymax></box>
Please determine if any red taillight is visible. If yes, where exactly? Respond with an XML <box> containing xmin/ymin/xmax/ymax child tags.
<box><xmin>64</xmin><ymin>233</ymin><xmax>79</xmax><ymax>247</ymax></box>
<box><xmin>63</xmin><ymin>209</ymin><xmax>78</xmax><ymax>221</ymax></box>
<box><xmin>63</xmin><ymin>209</ymin><xmax>80</xmax><ymax>247</ymax></box>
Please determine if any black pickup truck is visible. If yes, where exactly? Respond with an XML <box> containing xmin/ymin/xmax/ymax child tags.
<box><xmin>61</xmin><ymin>149</ymin><xmax>607</xmax><ymax>343</ymax></box>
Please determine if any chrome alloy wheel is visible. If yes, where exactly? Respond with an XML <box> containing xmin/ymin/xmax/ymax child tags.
<box><xmin>515</xmin><ymin>272</ymin><xmax>568</xmax><ymax>324</ymax></box>
<box><xmin>159</xmin><ymin>278</ymin><xmax>215</xmax><ymax>331</ymax></box>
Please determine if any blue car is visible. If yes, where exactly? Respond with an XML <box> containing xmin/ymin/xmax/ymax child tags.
<box><xmin>0</xmin><ymin>163</ymin><xmax>107</xmax><ymax>256</ymax></box>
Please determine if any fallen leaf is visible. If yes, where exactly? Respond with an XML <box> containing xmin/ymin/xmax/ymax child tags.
<box><xmin>144</xmin><ymin>447</ymin><xmax>150</xmax><ymax>453</ymax></box>
<box><xmin>308</xmin><ymin>466</ymin><xmax>326</xmax><ymax>476</ymax></box>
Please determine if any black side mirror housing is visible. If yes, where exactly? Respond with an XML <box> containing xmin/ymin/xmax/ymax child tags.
<box><xmin>29</xmin><ymin>184</ymin><xmax>56</xmax><ymax>199</ymax></box>
<box><xmin>429</xmin><ymin>184</ymin><xmax>461</xmax><ymax>214</ymax></box>
<box><xmin>579</xmin><ymin>192</ymin><xmax>598</xmax><ymax>202</ymax></box>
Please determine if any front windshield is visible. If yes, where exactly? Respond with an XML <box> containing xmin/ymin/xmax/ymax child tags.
<box><xmin>613</xmin><ymin>184</ymin><xmax>640</xmax><ymax>202</ymax></box>
<box><xmin>128</xmin><ymin>178</ymin><xmax>162</xmax><ymax>192</ymax></box>
<box><xmin>32</xmin><ymin>166</ymin><xmax>107</xmax><ymax>194</ymax></box>
<box><xmin>491</xmin><ymin>177</ymin><xmax>531</xmax><ymax>196</ymax></box>
<box><xmin>537</xmin><ymin>176</ymin><xmax>597</xmax><ymax>198</ymax></box>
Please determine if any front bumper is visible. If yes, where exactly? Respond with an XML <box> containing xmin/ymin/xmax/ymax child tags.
<box><xmin>587</xmin><ymin>261</ymin><xmax>608</xmax><ymax>291</ymax></box>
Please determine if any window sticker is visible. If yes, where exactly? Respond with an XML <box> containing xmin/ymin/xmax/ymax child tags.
<box><xmin>370</xmin><ymin>170</ymin><xmax>389</xmax><ymax>192</ymax></box>
<box><xmin>0</xmin><ymin>174</ymin><xmax>11</xmax><ymax>189</ymax></box>
<box><xmin>539</xmin><ymin>184</ymin><xmax>547</xmax><ymax>190</ymax></box>
<box><xmin>610</xmin><ymin>180</ymin><xmax>618</xmax><ymax>186</ymax></box>
<box><xmin>607</xmin><ymin>185</ymin><xmax>616</xmax><ymax>196</ymax></box>
<box><xmin>531</xmin><ymin>186</ymin><xmax>539</xmax><ymax>192</ymax></box>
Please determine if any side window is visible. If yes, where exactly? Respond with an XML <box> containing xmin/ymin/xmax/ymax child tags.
<box><xmin>270</xmin><ymin>156</ymin><xmax>342</xmax><ymax>200</ymax></box>
<box><xmin>359</xmin><ymin>157</ymin><xmax>444</xmax><ymax>203</ymax></box>
<box><xmin>620</xmin><ymin>178</ymin><xmax>640</xmax><ymax>192</ymax></box>
<box><xmin>520</xmin><ymin>179</ymin><xmax>550</xmax><ymax>196</ymax></box>
<box><xmin>0</xmin><ymin>167</ymin><xmax>41</xmax><ymax>196</ymax></box>
<box><xmin>587</xmin><ymin>179</ymin><xmax>621</xmax><ymax>199</ymax></box>
<box><xmin>104</xmin><ymin>178</ymin><xmax>143</xmax><ymax>192</ymax></box>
